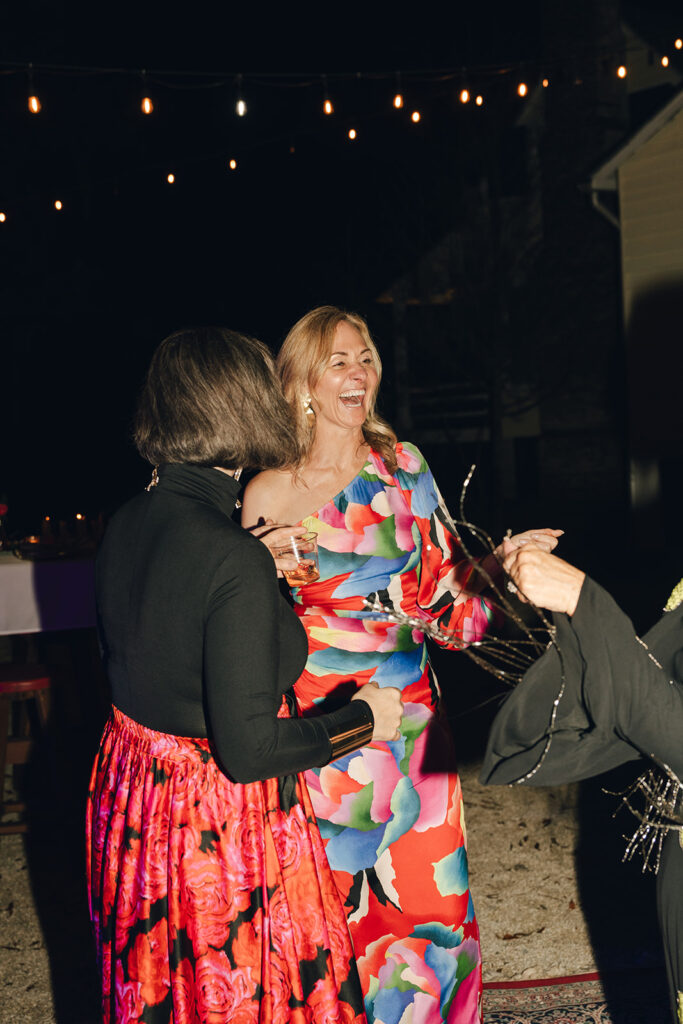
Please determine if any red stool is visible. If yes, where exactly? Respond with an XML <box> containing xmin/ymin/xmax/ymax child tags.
<box><xmin>0</xmin><ymin>664</ymin><xmax>53</xmax><ymax>835</ymax></box>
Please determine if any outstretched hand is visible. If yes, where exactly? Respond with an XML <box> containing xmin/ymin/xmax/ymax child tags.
<box><xmin>502</xmin><ymin>544</ymin><xmax>585</xmax><ymax>616</ymax></box>
<box><xmin>499</xmin><ymin>528</ymin><xmax>564</xmax><ymax>555</ymax></box>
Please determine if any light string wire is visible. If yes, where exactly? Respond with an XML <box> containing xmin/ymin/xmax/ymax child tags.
<box><xmin>1</xmin><ymin>34</ymin><xmax>679</xmax><ymax>221</ymax></box>
<box><xmin>0</xmin><ymin>32</ymin><xmax>678</xmax><ymax>84</ymax></box>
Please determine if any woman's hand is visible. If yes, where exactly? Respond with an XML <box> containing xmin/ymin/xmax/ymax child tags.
<box><xmin>502</xmin><ymin>545</ymin><xmax>585</xmax><ymax>616</ymax></box>
<box><xmin>247</xmin><ymin>520</ymin><xmax>307</xmax><ymax>578</ymax></box>
<box><xmin>353</xmin><ymin>682</ymin><xmax>403</xmax><ymax>742</ymax></box>
<box><xmin>495</xmin><ymin>527</ymin><xmax>563</xmax><ymax>559</ymax></box>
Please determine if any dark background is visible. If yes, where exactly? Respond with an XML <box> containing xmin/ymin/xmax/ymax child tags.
<box><xmin>3</xmin><ymin>0</ymin><xmax>683</xmax><ymax>606</ymax></box>
<box><xmin>3</xmin><ymin>7</ymin><xmax>683</xmax><ymax>1021</ymax></box>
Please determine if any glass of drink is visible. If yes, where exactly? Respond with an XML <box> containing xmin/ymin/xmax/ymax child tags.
<box><xmin>274</xmin><ymin>532</ymin><xmax>320</xmax><ymax>586</ymax></box>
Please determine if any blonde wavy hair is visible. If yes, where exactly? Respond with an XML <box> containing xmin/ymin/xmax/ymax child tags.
<box><xmin>277</xmin><ymin>305</ymin><xmax>398</xmax><ymax>472</ymax></box>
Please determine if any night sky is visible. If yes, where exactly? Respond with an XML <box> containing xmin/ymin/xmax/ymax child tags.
<box><xmin>2</xmin><ymin>1</ymin><xmax>680</xmax><ymax>531</ymax></box>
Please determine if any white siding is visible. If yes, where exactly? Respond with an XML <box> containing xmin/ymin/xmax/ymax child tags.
<box><xmin>619</xmin><ymin>107</ymin><xmax>683</xmax><ymax>324</ymax></box>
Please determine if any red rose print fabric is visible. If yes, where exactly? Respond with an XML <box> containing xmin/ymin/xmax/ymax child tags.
<box><xmin>86</xmin><ymin>706</ymin><xmax>366</xmax><ymax>1024</ymax></box>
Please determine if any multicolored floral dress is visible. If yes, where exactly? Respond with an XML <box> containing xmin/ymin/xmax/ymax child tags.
<box><xmin>291</xmin><ymin>442</ymin><xmax>495</xmax><ymax>1024</ymax></box>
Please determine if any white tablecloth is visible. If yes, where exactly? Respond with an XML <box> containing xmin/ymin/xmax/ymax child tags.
<box><xmin>0</xmin><ymin>550</ymin><xmax>96</xmax><ymax>635</ymax></box>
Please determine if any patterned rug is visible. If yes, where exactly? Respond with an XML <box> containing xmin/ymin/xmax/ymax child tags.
<box><xmin>483</xmin><ymin>969</ymin><xmax>671</xmax><ymax>1022</ymax></box>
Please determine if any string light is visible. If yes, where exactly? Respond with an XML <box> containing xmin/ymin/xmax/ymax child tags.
<box><xmin>411</xmin><ymin>110</ymin><xmax>421</xmax><ymax>123</ymax></box>
<box><xmin>517</xmin><ymin>82</ymin><xmax>528</xmax><ymax>97</ymax></box>
<box><xmin>348</xmin><ymin>128</ymin><xmax>357</xmax><ymax>140</ymax></box>
<box><xmin>475</xmin><ymin>94</ymin><xmax>484</xmax><ymax>106</ymax></box>
<box><xmin>27</xmin><ymin>63</ymin><xmax>41</xmax><ymax>114</ymax></box>
<box><xmin>460</xmin><ymin>88</ymin><xmax>470</xmax><ymax>104</ymax></box>
<box><xmin>235</xmin><ymin>74</ymin><xmax>247</xmax><ymax>117</ymax></box>
<box><xmin>0</xmin><ymin>213</ymin><xmax>6</xmax><ymax>222</ymax></box>
<box><xmin>617</xmin><ymin>65</ymin><xmax>627</xmax><ymax>78</ymax></box>
<box><xmin>676</xmin><ymin>39</ymin><xmax>682</xmax><ymax>50</ymax></box>
<box><xmin>228</xmin><ymin>158</ymin><xmax>237</xmax><ymax>170</ymax></box>
<box><xmin>322</xmin><ymin>75</ymin><xmax>333</xmax><ymax>115</ymax></box>
<box><xmin>140</xmin><ymin>69</ymin><xmax>153</xmax><ymax>114</ymax></box>
<box><xmin>54</xmin><ymin>200</ymin><xmax>63</xmax><ymax>210</ymax></box>
<box><xmin>542</xmin><ymin>77</ymin><xmax>549</xmax><ymax>87</ymax></box>
<box><xmin>661</xmin><ymin>56</ymin><xmax>670</xmax><ymax>67</ymax></box>
<box><xmin>167</xmin><ymin>173</ymin><xmax>175</xmax><ymax>184</ymax></box>
<box><xmin>393</xmin><ymin>72</ymin><xmax>403</xmax><ymax>109</ymax></box>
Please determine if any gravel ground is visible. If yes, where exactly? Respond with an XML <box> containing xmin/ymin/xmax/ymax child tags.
<box><xmin>0</xmin><ymin>752</ymin><xmax>665</xmax><ymax>1024</ymax></box>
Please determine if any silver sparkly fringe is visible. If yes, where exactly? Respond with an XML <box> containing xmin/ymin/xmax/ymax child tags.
<box><xmin>608</xmin><ymin>760</ymin><xmax>683</xmax><ymax>873</ymax></box>
<box><xmin>364</xmin><ymin>463</ymin><xmax>566</xmax><ymax>785</ymax></box>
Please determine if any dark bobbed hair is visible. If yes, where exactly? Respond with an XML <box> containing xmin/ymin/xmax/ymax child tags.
<box><xmin>133</xmin><ymin>327</ymin><xmax>299</xmax><ymax>469</ymax></box>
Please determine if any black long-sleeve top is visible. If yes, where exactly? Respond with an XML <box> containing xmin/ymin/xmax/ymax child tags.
<box><xmin>96</xmin><ymin>463</ymin><xmax>370</xmax><ymax>783</ymax></box>
<box><xmin>480</xmin><ymin>576</ymin><xmax>683</xmax><ymax>787</ymax></box>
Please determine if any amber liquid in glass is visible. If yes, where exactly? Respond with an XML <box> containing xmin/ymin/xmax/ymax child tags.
<box><xmin>283</xmin><ymin>560</ymin><xmax>320</xmax><ymax>586</ymax></box>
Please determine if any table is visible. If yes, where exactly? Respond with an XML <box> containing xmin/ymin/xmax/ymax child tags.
<box><xmin>0</xmin><ymin>550</ymin><xmax>96</xmax><ymax>636</ymax></box>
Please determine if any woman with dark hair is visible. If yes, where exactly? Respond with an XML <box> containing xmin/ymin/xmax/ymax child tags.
<box><xmin>242</xmin><ymin>306</ymin><xmax>560</xmax><ymax>1023</ymax></box>
<box><xmin>87</xmin><ymin>326</ymin><xmax>403</xmax><ymax>1024</ymax></box>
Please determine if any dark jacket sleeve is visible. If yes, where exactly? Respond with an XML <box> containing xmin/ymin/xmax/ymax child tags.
<box><xmin>480</xmin><ymin>576</ymin><xmax>683</xmax><ymax>787</ymax></box>
<box><xmin>204</xmin><ymin>539</ymin><xmax>372</xmax><ymax>784</ymax></box>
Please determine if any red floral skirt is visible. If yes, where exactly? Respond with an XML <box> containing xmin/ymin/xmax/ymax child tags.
<box><xmin>86</xmin><ymin>706</ymin><xmax>366</xmax><ymax>1024</ymax></box>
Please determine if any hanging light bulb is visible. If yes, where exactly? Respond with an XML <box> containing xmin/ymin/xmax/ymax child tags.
<box><xmin>542</xmin><ymin>77</ymin><xmax>549</xmax><ymax>87</ymax></box>
<box><xmin>411</xmin><ymin>110</ymin><xmax>421</xmax><ymax>123</ymax></box>
<box><xmin>228</xmin><ymin>158</ymin><xmax>237</xmax><ymax>170</ymax></box>
<box><xmin>517</xmin><ymin>82</ymin><xmax>528</xmax><ymax>97</ymax></box>
<box><xmin>140</xmin><ymin>70</ymin><xmax>153</xmax><ymax>114</ymax></box>
<box><xmin>676</xmin><ymin>38</ymin><xmax>682</xmax><ymax>50</ymax></box>
<box><xmin>322</xmin><ymin>75</ymin><xmax>334</xmax><ymax>115</ymax></box>
<box><xmin>235</xmin><ymin>74</ymin><xmax>247</xmax><ymax>117</ymax></box>
<box><xmin>167</xmin><ymin>173</ymin><xmax>175</xmax><ymax>184</ymax></box>
<box><xmin>393</xmin><ymin>72</ymin><xmax>403</xmax><ymax>109</ymax></box>
<box><xmin>475</xmin><ymin>94</ymin><xmax>484</xmax><ymax>106</ymax></box>
<box><xmin>0</xmin><ymin>212</ymin><xmax>6</xmax><ymax>222</ymax></box>
<box><xmin>26</xmin><ymin>63</ymin><xmax>41</xmax><ymax>114</ymax></box>
<box><xmin>617</xmin><ymin>65</ymin><xmax>627</xmax><ymax>78</ymax></box>
<box><xmin>460</xmin><ymin>89</ymin><xmax>470</xmax><ymax>104</ymax></box>
<box><xmin>348</xmin><ymin>128</ymin><xmax>357</xmax><ymax>140</ymax></box>
<box><xmin>54</xmin><ymin>200</ymin><xmax>63</xmax><ymax>211</ymax></box>
<box><xmin>661</xmin><ymin>55</ymin><xmax>670</xmax><ymax>67</ymax></box>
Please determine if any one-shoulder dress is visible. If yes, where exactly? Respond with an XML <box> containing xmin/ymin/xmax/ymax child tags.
<box><xmin>290</xmin><ymin>442</ymin><xmax>495</xmax><ymax>1024</ymax></box>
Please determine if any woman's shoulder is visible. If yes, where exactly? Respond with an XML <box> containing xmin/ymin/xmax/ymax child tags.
<box><xmin>392</xmin><ymin>440</ymin><xmax>429</xmax><ymax>475</ymax></box>
<box><xmin>241</xmin><ymin>467</ymin><xmax>295</xmax><ymax>527</ymax></box>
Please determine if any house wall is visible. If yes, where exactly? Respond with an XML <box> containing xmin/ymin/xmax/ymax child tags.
<box><xmin>619</xmin><ymin>104</ymin><xmax>683</xmax><ymax>326</ymax></box>
<box><xmin>619</xmin><ymin>104</ymin><xmax>683</xmax><ymax>457</ymax></box>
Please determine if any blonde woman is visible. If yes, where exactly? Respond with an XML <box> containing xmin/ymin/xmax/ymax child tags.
<box><xmin>242</xmin><ymin>306</ymin><xmax>560</xmax><ymax>1024</ymax></box>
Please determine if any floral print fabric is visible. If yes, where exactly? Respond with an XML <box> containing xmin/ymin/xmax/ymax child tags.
<box><xmin>292</xmin><ymin>442</ymin><xmax>494</xmax><ymax>1023</ymax></box>
<box><xmin>86</xmin><ymin>705</ymin><xmax>366</xmax><ymax>1024</ymax></box>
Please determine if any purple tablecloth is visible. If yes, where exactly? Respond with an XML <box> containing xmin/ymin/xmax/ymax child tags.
<box><xmin>0</xmin><ymin>550</ymin><xmax>96</xmax><ymax>635</ymax></box>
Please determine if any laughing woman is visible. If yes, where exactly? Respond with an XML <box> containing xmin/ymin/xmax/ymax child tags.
<box><xmin>242</xmin><ymin>306</ymin><xmax>560</xmax><ymax>1023</ymax></box>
